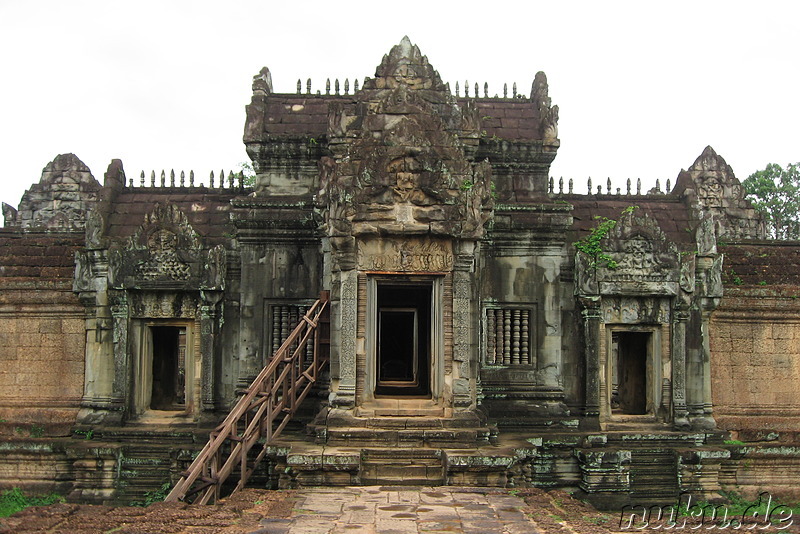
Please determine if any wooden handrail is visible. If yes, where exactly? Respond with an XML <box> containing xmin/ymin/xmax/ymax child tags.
<box><xmin>165</xmin><ymin>292</ymin><xmax>329</xmax><ymax>504</ymax></box>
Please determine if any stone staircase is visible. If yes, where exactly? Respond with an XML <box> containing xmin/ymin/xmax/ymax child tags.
<box><xmin>360</xmin><ymin>449</ymin><xmax>445</xmax><ymax>485</ymax></box>
<box><xmin>629</xmin><ymin>448</ymin><xmax>679</xmax><ymax>503</ymax></box>
<box><xmin>73</xmin><ymin>424</ymin><xmax>206</xmax><ymax>505</ymax></box>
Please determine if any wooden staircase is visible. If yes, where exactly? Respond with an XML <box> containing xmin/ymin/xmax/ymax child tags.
<box><xmin>165</xmin><ymin>292</ymin><xmax>329</xmax><ymax>504</ymax></box>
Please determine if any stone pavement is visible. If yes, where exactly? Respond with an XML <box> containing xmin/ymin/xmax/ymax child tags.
<box><xmin>257</xmin><ymin>486</ymin><xmax>542</xmax><ymax>534</ymax></box>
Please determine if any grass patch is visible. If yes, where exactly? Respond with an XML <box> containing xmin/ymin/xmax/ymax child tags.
<box><xmin>0</xmin><ymin>487</ymin><xmax>64</xmax><ymax>517</ymax></box>
<box><xmin>130</xmin><ymin>482</ymin><xmax>171</xmax><ymax>507</ymax></box>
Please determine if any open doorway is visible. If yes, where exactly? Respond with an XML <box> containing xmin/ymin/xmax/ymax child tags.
<box><xmin>132</xmin><ymin>320</ymin><xmax>195</xmax><ymax>418</ymax></box>
<box><xmin>611</xmin><ymin>331</ymin><xmax>650</xmax><ymax>415</ymax></box>
<box><xmin>150</xmin><ymin>326</ymin><xmax>186</xmax><ymax>411</ymax></box>
<box><xmin>374</xmin><ymin>283</ymin><xmax>431</xmax><ymax>397</ymax></box>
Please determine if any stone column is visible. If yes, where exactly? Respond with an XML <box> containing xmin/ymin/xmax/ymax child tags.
<box><xmin>330</xmin><ymin>269</ymin><xmax>357</xmax><ymax>408</ymax></box>
<box><xmin>200</xmin><ymin>291</ymin><xmax>223</xmax><ymax>415</ymax></box>
<box><xmin>579</xmin><ymin>296</ymin><xmax>601</xmax><ymax>427</ymax></box>
<box><xmin>452</xmin><ymin>244</ymin><xmax>476</xmax><ymax>409</ymax></box>
<box><xmin>691</xmin><ymin>302</ymin><xmax>717</xmax><ymax>430</ymax></box>
<box><xmin>110</xmin><ymin>292</ymin><xmax>130</xmax><ymax>423</ymax></box>
<box><xmin>671</xmin><ymin>305</ymin><xmax>690</xmax><ymax>430</ymax></box>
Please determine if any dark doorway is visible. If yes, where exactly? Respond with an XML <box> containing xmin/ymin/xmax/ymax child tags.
<box><xmin>615</xmin><ymin>332</ymin><xmax>649</xmax><ymax>415</ymax></box>
<box><xmin>150</xmin><ymin>326</ymin><xmax>186</xmax><ymax>410</ymax></box>
<box><xmin>375</xmin><ymin>284</ymin><xmax>431</xmax><ymax>396</ymax></box>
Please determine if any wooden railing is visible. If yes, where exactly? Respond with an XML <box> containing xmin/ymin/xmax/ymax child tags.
<box><xmin>165</xmin><ymin>292</ymin><xmax>329</xmax><ymax>504</ymax></box>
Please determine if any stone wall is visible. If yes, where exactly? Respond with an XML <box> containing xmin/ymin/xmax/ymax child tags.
<box><xmin>711</xmin><ymin>288</ymin><xmax>800</xmax><ymax>434</ymax></box>
<box><xmin>0</xmin><ymin>230</ymin><xmax>85</xmax><ymax>436</ymax></box>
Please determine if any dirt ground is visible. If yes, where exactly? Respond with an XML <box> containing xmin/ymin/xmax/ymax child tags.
<box><xmin>0</xmin><ymin>489</ymin><xmax>298</xmax><ymax>534</ymax></box>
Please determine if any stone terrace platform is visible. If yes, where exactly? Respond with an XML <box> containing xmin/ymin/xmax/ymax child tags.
<box><xmin>260</xmin><ymin>486</ymin><xmax>543</xmax><ymax>534</ymax></box>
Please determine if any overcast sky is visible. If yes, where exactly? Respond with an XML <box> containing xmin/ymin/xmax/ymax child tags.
<box><xmin>1</xmin><ymin>1</ymin><xmax>797</xmax><ymax>216</ymax></box>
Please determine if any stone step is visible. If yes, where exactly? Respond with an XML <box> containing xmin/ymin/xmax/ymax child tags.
<box><xmin>321</xmin><ymin>427</ymin><xmax>492</xmax><ymax>448</ymax></box>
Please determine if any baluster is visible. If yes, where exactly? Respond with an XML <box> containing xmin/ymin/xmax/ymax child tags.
<box><xmin>281</xmin><ymin>306</ymin><xmax>289</xmax><ymax>351</ymax></box>
<box><xmin>503</xmin><ymin>310</ymin><xmax>512</xmax><ymax>365</ymax></box>
<box><xmin>512</xmin><ymin>309</ymin><xmax>521</xmax><ymax>365</ymax></box>
<box><xmin>521</xmin><ymin>310</ymin><xmax>530</xmax><ymax>364</ymax></box>
<box><xmin>486</xmin><ymin>309</ymin><xmax>496</xmax><ymax>365</ymax></box>
<box><xmin>495</xmin><ymin>309</ymin><xmax>504</xmax><ymax>365</ymax></box>
<box><xmin>272</xmin><ymin>306</ymin><xmax>281</xmax><ymax>353</ymax></box>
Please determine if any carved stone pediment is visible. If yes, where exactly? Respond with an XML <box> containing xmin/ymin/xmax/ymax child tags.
<box><xmin>673</xmin><ymin>146</ymin><xmax>766</xmax><ymax>240</ymax></box>
<box><xmin>319</xmin><ymin>39</ymin><xmax>493</xmax><ymax>240</ymax></box>
<box><xmin>600</xmin><ymin>210</ymin><xmax>679</xmax><ymax>285</ymax></box>
<box><xmin>575</xmin><ymin>209</ymin><xmax>681</xmax><ymax>297</ymax></box>
<box><xmin>109</xmin><ymin>203</ymin><xmax>205</xmax><ymax>289</ymax></box>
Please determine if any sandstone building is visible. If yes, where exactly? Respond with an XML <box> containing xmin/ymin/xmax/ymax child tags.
<box><xmin>1</xmin><ymin>38</ymin><xmax>799</xmax><ymax>506</ymax></box>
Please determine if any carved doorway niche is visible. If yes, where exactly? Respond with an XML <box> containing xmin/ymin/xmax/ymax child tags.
<box><xmin>131</xmin><ymin>319</ymin><xmax>197</xmax><ymax>419</ymax></box>
<box><xmin>366</xmin><ymin>276</ymin><xmax>443</xmax><ymax>401</ymax></box>
<box><xmin>604</xmin><ymin>326</ymin><xmax>662</xmax><ymax>420</ymax></box>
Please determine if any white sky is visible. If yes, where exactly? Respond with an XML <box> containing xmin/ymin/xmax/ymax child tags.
<box><xmin>1</xmin><ymin>1</ymin><xmax>798</xmax><ymax>215</ymax></box>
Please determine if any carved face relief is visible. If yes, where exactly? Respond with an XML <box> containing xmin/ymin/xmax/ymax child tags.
<box><xmin>388</xmin><ymin>157</ymin><xmax>421</xmax><ymax>202</ymax></box>
<box><xmin>138</xmin><ymin>228</ymin><xmax>191</xmax><ymax>281</ymax></box>
<box><xmin>621</xmin><ymin>237</ymin><xmax>657</xmax><ymax>272</ymax></box>
<box><xmin>699</xmin><ymin>177</ymin><xmax>723</xmax><ymax>208</ymax></box>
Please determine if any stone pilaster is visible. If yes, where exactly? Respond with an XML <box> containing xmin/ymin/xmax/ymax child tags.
<box><xmin>200</xmin><ymin>291</ymin><xmax>223</xmax><ymax>414</ymax></box>
<box><xmin>672</xmin><ymin>305</ymin><xmax>690</xmax><ymax>430</ymax></box>
<box><xmin>579</xmin><ymin>296</ymin><xmax>601</xmax><ymax>425</ymax></box>
<box><xmin>452</xmin><ymin>245</ymin><xmax>476</xmax><ymax>409</ymax></box>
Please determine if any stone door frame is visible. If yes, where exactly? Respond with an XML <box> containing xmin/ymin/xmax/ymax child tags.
<box><xmin>601</xmin><ymin>323</ymin><xmax>665</xmax><ymax>422</ymax></box>
<box><xmin>363</xmin><ymin>274</ymin><xmax>445</xmax><ymax>405</ymax></box>
<box><xmin>130</xmin><ymin>318</ymin><xmax>199</xmax><ymax>419</ymax></box>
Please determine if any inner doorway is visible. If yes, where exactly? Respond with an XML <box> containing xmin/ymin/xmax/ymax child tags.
<box><xmin>150</xmin><ymin>326</ymin><xmax>186</xmax><ymax>411</ymax></box>
<box><xmin>374</xmin><ymin>283</ymin><xmax>431</xmax><ymax>396</ymax></box>
<box><xmin>612</xmin><ymin>331</ymin><xmax>650</xmax><ymax>415</ymax></box>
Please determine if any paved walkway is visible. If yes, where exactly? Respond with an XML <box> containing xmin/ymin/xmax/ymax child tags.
<box><xmin>257</xmin><ymin>486</ymin><xmax>542</xmax><ymax>534</ymax></box>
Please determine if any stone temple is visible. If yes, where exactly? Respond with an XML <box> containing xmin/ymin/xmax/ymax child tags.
<box><xmin>1</xmin><ymin>37</ymin><xmax>799</xmax><ymax>507</ymax></box>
